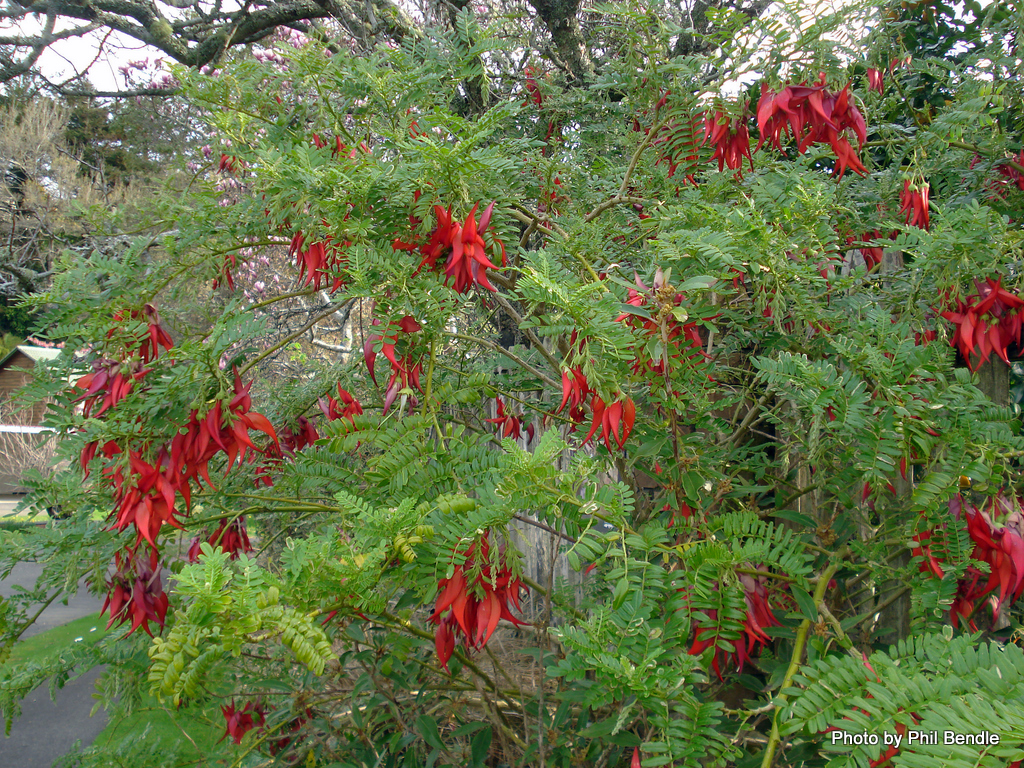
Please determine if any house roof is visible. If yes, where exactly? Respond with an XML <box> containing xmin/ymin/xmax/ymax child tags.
<box><xmin>0</xmin><ymin>345</ymin><xmax>61</xmax><ymax>369</ymax></box>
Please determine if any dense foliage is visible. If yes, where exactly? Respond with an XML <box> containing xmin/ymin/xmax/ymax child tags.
<box><xmin>5</xmin><ymin>1</ymin><xmax>1024</xmax><ymax>767</ymax></box>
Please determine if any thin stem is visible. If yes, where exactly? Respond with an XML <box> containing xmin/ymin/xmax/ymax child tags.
<box><xmin>583</xmin><ymin>195</ymin><xmax>646</xmax><ymax>223</ymax></box>
<box><xmin>619</xmin><ymin>117</ymin><xmax>669</xmax><ymax>197</ymax></box>
<box><xmin>490</xmin><ymin>292</ymin><xmax>562</xmax><ymax>373</ymax></box>
<box><xmin>761</xmin><ymin>553</ymin><xmax>845</xmax><ymax>768</ymax></box>
<box><xmin>450</xmin><ymin>332</ymin><xmax>560</xmax><ymax>389</ymax></box>
<box><xmin>240</xmin><ymin>300</ymin><xmax>348</xmax><ymax>377</ymax></box>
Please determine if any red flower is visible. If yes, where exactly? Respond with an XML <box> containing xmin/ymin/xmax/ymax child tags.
<box><xmin>703</xmin><ymin>111</ymin><xmax>753</xmax><ymax>174</ymax></box>
<box><xmin>429</xmin><ymin>533</ymin><xmax>527</xmax><ymax>671</ymax></box>
<box><xmin>319</xmin><ymin>385</ymin><xmax>363</xmax><ymax>423</ymax></box>
<box><xmin>486</xmin><ymin>396</ymin><xmax>528</xmax><ymax>442</ymax></box>
<box><xmin>845</xmin><ymin>231</ymin><xmax>883</xmax><ymax>271</ymax></box>
<box><xmin>687</xmin><ymin>569</ymin><xmax>781</xmax><ymax>678</ymax></box>
<box><xmin>100</xmin><ymin>548</ymin><xmax>170</xmax><ymax>637</ymax></box>
<box><xmin>396</xmin><ymin>202</ymin><xmax>506</xmax><ymax>293</ymax></box>
<box><xmin>557</xmin><ymin>367</ymin><xmax>591</xmax><ymax>424</ymax></box>
<box><xmin>583</xmin><ymin>394</ymin><xmax>636</xmax><ymax>453</ymax></box>
<box><xmin>755</xmin><ymin>76</ymin><xmax>867</xmax><ymax>178</ymax></box>
<box><xmin>445</xmin><ymin>202</ymin><xmax>506</xmax><ymax>293</ymax></box>
<box><xmin>364</xmin><ymin>316</ymin><xmax>424</xmax><ymax>414</ymax></box>
<box><xmin>221</xmin><ymin>701</ymin><xmax>265</xmax><ymax>744</ymax></box>
<box><xmin>899</xmin><ymin>180</ymin><xmax>930</xmax><ymax>230</ymax></box>
<box><xmin>616</xmin><ymin>270</ymin><xmax>707</xmax><ymax>381</ymax></box>
<box><xmin>866</xmin><ymin>68</ymin><xmax>884</xmax><ymax>94</ymax></box>
<box><xmin>188</xmin><ymin>517</ymin><xmax>252</xmax><ymax>562</ymax></box>
<box><xmin>523</xmin><ymin>65</ymin><xmax>543</xmax><ymax>106</ymax></box>
<box><xmin>288</xmin><ymin>230</ymin><xmax>349</xmax><ymax>292</ymax></box>
<box><xmin>997</xmin><ymin>151</ymin><xmax>1024</xmax><ymax>191</ymax></box>
<box><xmin>919</xmin><ymin>495</ymin><xmax>1024</xmax><ymax>631</ymax></box>
<box><xmin>940</xmin><ymin>277</ymin><xmax>1024</xmax><ymax>369</ymax></box>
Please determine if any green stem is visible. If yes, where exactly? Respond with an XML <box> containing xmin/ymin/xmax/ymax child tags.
<box><xmin>450</xmin><ymin>332</ymin><xmax>560</xmax><ymax>388</ymax></box>
<box><xmin>240</xmin><ymin>300</ymin><xmax>349</xmax><ymax>377</ymax></box>
<box><xmin>761</xmin><ymin>552</ymin><xmax>845</xmax><ymax>768</ymax></box>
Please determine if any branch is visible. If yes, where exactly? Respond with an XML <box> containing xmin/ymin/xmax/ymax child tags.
<box><xmin>761</xmin><ymin>552</ymin><xmax>846</xmax><ymax>768</ymax></box>
<box><xmin>451</xmin><ymin>332</ymin><xmax>561</xmax><ymax>389</ymax></box>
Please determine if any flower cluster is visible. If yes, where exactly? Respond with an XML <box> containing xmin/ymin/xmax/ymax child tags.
<box><xmin>429</xmin><ymin>532</ymin><xmax>527</xmax><ymax>671</ymax></box>
<box><xmin>486</xmin><ymin>396</ymin><xmax>533</xmax><ymax>443</ymax></box>
<box><xmin>916</xmin><ymin>494</ymin><xmax>1024</xmax><ymax>631</ymax></box>
<box><xmin>394</xmin><ymin>202</ymin><xmax>506</xmax><ymax>293</ymax></box>
<box><xmin>288</xmin><ymin>231</ymin><xmax>349</xmax><ymax>292</ymax></box>
<box><xmin>704</xmin><ymin>110</ymin><xmax>753</xmax><ymax>174</ymax></box>
<box><xmin>187</xmin><ymin>517</ymin><xmax>252</xmax><ymax>562</ymax></box>
<box><xmin>221</xmin><ymin>700</ymin><xmax>266</xmax><ymax>744</ymax></box>
<box><xmin>756</xmin><ymin>75</ymin><xmax>868</xmax><ymax>178</ymax></box>
<box><xmin>364</xmin><ymin>316</ymin><xmax>424</xmax><ymax>413</ymax></box>
<box><xmin>940</xmin><ymin>277</ymin><xmax>1024</xmax><ymax>370</ymax></box>
<box><xmin>687</xmin><ymin>569</ymin><xmax>781</xmax><ymax>679</ymax></box>
<box><xmin>583</xmin><ymin>395</ymin><xmax>636</xmax><ymax>454</ymax></box>
<box><xmin>617</xmin><ymin>269</ymin><xmax>707</xmax><ymax>380</ymax></box>
<box><xmin>100</xmin><ymin>548</ymin><xmax>170</xmax><ymax>637</ymax></box>
<box><xmin>899</xmin><ymin>179</ymin><xmax>930</xmax><ymax>230</ymax></box>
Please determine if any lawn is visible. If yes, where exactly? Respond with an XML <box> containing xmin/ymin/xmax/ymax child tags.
<box><xmin>7</xmin><ymin>612</ymin><xmax>113</xmax><ymax>665</ymax></box>
<box><xmin>6</xmin><ymin>612</ymin><xmax>234</xmax><ymax>767</ymax></box>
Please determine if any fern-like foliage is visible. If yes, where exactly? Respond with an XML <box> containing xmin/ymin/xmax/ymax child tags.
<box><xmin>782</xmin><ymin>632</ymin><xmax>1024</xmax><ymax>767</ymax></box>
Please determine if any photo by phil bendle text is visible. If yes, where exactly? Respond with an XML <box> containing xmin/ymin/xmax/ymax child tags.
<box><xmin>831</xmin><ymin>730</ymin><xmax>1002</xmax><ymax>747</ymax></box>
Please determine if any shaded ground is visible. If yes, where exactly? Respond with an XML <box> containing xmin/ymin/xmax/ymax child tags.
<box><xmin>0</xmin><ymin>560</ymin><xmax>108</xmax><ymax>767</ymax></box>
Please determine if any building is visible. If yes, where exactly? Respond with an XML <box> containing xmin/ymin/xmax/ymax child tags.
<box><xmin>0</xmin><ymin>345</ymin><xmax>60</xmax><ymax>497</ymax></box>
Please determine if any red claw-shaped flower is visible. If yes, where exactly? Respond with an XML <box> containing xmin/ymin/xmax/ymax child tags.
<box><xmin>866</xmin><ymin>68</ymin><xmax>884</xmax><ymax>94</ymax></box>
<box><xmin>940</xmin><ymin>277</ymin><xmax>1024</xmax><ymax>370</ymax></box>
<box><xmin>429</xmin><ymin>532</ymin><xmax>527</xmax><ymax>671</ymax></box>
<box><xmin>100</xmin><ymin>548</ymin><xmax>170</xmax><ymax>637</ymax></box>
<box><xmin>221</xmin><ymin>701</ymin><xmax>265</xmax><ymax>744</ymax></box>
<box><xmin>583</xmin><ymin>394</ymin><xmax>636</xmax><ymax>453</ymax></box>
<box><xmin>704</xmin><ymin>110</ymin><xmax>753</xmax><ymax>174</ymax></box>
<box><xmin>396</xmin><ymin>202</ymin><xmax>506</xmax><ymax>293</ymax></box>
<box><xmin>486</xmin><ymin>396</ymin><xmax>528</xmax><ymax>442</ymax></box>
<box><xmin>755</xmin><ymin>75</ymin><xmax>867</xmax><ymax>178</ymax></box>
<box><xmin>900</xmin><ymin>179</ymin><xmax>930</xmax><ymax>230</ymax></box>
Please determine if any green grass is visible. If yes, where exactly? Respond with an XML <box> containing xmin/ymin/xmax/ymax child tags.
<box><xmin>7</xmin><ymin>612</ymin><xmax>234</xmax><ymax>767</ymax></box>
<box><xmin>83</xmin><ymin>692</ymin><xmax>230</xmax><ymax>768</ymax></box>
<box><xmin>8</xmin><ymin>612</ymin><xmax>114</xmax><ymax>664</ymax></box>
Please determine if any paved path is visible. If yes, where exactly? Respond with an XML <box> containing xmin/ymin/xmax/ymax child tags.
<box><xmin>0</xmin><ymin>560</ymin><xmax>109</xmax><ymax>767</ymax></box>
<box><xmin>0</xmin><ymin>562</ymin><xmax>104</xmax><ymax>639</ymax></box>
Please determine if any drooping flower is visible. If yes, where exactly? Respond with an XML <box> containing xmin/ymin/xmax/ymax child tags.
<box><xmin>188</xmin><ymin>517</ymin><xmax>252</xmax><ymax>562</ymax></box>
<box><xmin>428</xmin><ymin>532</ymin><xmax>527</xmax><ymax>671</ymax></box>
<box><xmin>704</xmin><ymin>110</ymin><xmax>753</xmax><ymax>174</ymax></box>
<box><xmin>221</xmin><ymin>701</ymin><xmax>265</xmax><ymax>744</ymax></box>
<box><xmin>318</xmin><ymin>385</ymin><xmax>363</xmax><ymax>423</ymax></box>
<box><xmin>557</xmin><ymin>367</ymin><xmax>591</xmax><ymax>424</ymax></box>
<box><xmin>940</xmin><ymin>277</ymin><xmax>1024</xmax><ymax>370</ymax></box>
<box><xmin>288</xmin><ymin>231</ymin><xmax>349</xmax><ymax>292</ymax></box>
<box><xmin>487</xmin><ymin>396</ymin><xmax>530</xmax><ymax>442</ymax></box>
<box><xmin>363</xmin><ymin>316</ymin><xmax>425</xmax><ymax>414</ymax></box>
<box><xmin>445</xmin><ymin>202</ymin><xmax>506</xmax><ymax>293</ymax></box>
<box><xmin>899</xmin><ymin>179</ymin><xmax>930</xmax><ymax>230</ymax></box>
<box><xmin>100</xmin><ymin>547</ymin><xmax>170</xmax><ymax>637</ymax></box>
<box><xmin>395</xmin><ymin>202</ymin><xmax>506</xmax><ymax>293</ymax></box>
<box><xmin>687</xmin><ymin>568</ymin><xmax>781</xmax><ymax>679</ymax></box>
<box><xmin>755</xmin><ymin>76</ymin><xmax>867</xmax><ymax>178</ymax></box>
<box><xmin>583</xmin><ymin>393</ymin><xmax>636</xmax><ymax>453</ymax></box>
<box><xmin>866</xmin><ymin>68</ymin><xmax>884</xmax><ymax>94</ymax></box>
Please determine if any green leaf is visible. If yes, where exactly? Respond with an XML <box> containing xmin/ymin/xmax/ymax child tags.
<box><xmin>416</xmin><ymin>715</ymin><xmax>446</xmax><ymax>752</ymax></box>
<box><xmin>772</xmin><ymin>509</ymin><xmax>816</xmax><ymax>528</ymax></box>
<box><xmin>612</xmin><ymin>577</ymin><xmax>630</xmax><ymax>609</ymax></box>
<box><xmin>470</xmin><ymin>727</ymin><xmax>492</xmax><ymax>767</ymax></box>
<box><xmin>791</xmin><ymin>586</ymin><xmax>818</xmax><ymax>622</ymax></box>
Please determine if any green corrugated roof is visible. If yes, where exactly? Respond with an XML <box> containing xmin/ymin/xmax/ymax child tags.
<box><xmin>0</xmin><ymin>345</ymin><xmax>60</xmax><ymax>369</ymax></box>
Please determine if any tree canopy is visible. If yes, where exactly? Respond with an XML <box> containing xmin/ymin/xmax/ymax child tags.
<box><xmin>4</xmin><ymin>1</ymin><xmax>1024</xmax><ymax>767</ymax></box>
